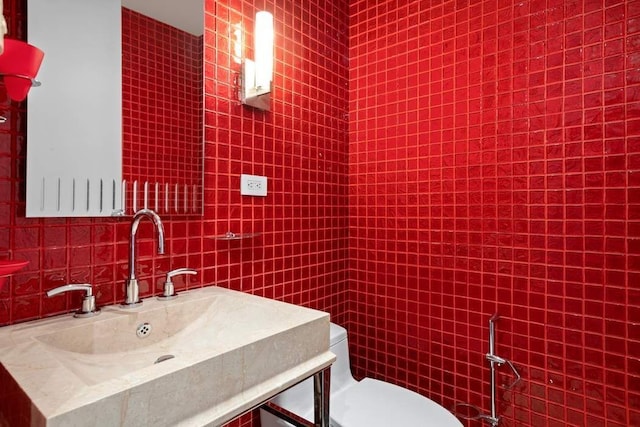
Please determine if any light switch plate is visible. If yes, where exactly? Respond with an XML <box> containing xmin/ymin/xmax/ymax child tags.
<box><xmin>240</xmin><ymin>174</ymin><xmax>268</xmax><ymax>196</ymax></box>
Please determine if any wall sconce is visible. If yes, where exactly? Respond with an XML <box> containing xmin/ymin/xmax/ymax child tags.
<box><xmin>239</xmin><ymin>11</ymin><xmax>273</xmax><ymax>111</ymax></box>
<box><xmin>0</xmin><ymin>39</ymin><xmax>44</xmax><ymax>102</ymax></box>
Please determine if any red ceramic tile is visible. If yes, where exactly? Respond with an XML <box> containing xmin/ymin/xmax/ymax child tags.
<box><xmin>121</xmin><ymin>8</ymin><xmax>204</xmax><ymax>216</ymax></box>
<box><xmin>346</xmin><ymin>0</ymin><xmax>636</xmax><ymax>426</ymax></box>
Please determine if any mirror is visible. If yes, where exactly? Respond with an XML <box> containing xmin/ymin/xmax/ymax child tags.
<box><xmin>26</xmin><ymin>0</ymin><xmax>203</xmax><ymax>217</ymax></box>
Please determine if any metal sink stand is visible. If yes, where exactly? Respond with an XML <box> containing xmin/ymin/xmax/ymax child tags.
<box><xmin>260</xmin><ymin>367</ymin><xmax>331</xmax><ymax>427</ymax></box>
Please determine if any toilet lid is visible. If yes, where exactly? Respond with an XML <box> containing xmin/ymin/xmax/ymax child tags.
<box><xmin>331</xmin><ymin>378</ymin><xmax>463</xmax><ymax>427</ymax></box>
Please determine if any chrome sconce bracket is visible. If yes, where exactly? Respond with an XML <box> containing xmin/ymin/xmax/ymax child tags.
<box><xmin>240</xmin><ymin>59</ymin><xmax>271</xmax><ymax>111</ymax></box>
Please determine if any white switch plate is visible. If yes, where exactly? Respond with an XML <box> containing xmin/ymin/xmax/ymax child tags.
<box><xmin>240</xmin><ymin>174</ymin><xmax>268</xmax><ymax>197</ymax></box>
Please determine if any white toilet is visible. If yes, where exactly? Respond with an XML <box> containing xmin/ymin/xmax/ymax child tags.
<box><xmin>260</xmin><ymin>323</ymin><xmax>463</xmax><ymax>427</ymax></box>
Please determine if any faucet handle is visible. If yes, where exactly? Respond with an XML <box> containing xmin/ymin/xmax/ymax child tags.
<box><xmin>166</xmin><ymin>268</ymin><xmax>197</xmax><ymax>280</ymax></box>
<box><xmin>159</xmin><ymin>268</ymin><xmax>197</xmax><ymax>300</ymax></box>
<box><xmin>46</xmin><ymin>284</ymin><xmax>101</xmax><ymax>318</ymax></box>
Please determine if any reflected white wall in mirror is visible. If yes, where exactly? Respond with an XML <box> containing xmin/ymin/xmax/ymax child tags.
<box><xmin>26</xmin><ymin>0</ymin><xmax>204</xmax><ymax>218</ymax></box>
<box><xmin>26</xmin><ymin>0</ymin><xmax>122</xmax><ymax>217</ymax></box>
<box><xmin>122</xmin><ymin>0</ymin><xmax>203</xmax><ymax>36</ymax></box>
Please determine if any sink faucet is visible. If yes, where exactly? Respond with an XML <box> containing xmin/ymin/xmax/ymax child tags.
<box><xmin>121</xmin><ymin>208</ymin><xmax>165</xmax><ymax>308</ymax></box>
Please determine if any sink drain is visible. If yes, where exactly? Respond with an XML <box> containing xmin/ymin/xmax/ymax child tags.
<box><xmin>136</xmin><ymin>322</ymin><xmax>152</xmax><ymax>338</ymax></box>
<box><xmin>154</xmin><ymin>354</ymin><xmax>175</xmax><ymax>364</ymax></box>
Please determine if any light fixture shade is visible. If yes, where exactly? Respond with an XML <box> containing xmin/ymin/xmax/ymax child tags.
<box><xmin>239</xmin><ymin>10</ymin><xmax>274</xmax><ymax>111</ymax></box>
<box><xmin>0</xmin><ymin>38</ymin><xmax>44</xmax><ymax>101</ymax></box>
<box><xmin>254</xmin><ymin>11</ymin><xmax>273</xmax><ymax>89</ymax></box>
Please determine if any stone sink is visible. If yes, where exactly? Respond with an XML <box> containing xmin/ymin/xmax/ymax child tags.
<box><xmin>0</xmin><ymin>287</ymin><xmax>334</xmax><ymax>426</ymax></box>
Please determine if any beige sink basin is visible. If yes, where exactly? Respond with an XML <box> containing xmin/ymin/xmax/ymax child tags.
<box><xmin>0</xmin><ymin>287</ymin><xmax>334</xmax><ymax>427</ymax></box>
<box><xmin>36</xmin><ymin>295</ymin><xmax>216</xmax><ymax>355</ymax></box>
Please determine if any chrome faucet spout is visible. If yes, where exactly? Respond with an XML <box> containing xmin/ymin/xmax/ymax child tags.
<box><xmin>121</xmin><ymin>208</ymin><xmax>165</xmax><ymax>308</ymax></box>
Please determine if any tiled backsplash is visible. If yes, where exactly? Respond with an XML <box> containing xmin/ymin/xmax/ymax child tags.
<box><xmin>349</xmin><ymin>0</ymin><xmax>639</xmax><ymax>426</ymax></box>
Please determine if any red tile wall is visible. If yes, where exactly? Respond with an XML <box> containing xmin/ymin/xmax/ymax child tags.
<box><xmin>0</xmin><ymin>0</ymin><xmax>348</xmax><ymax>425</ymax></box>
<box><xmin>122</xmin><ymin>8</ymin><xmax>203</xmax><ymax>211</ymax></box>
<box><xmin>349</xmin><ymin>0</ymin><xmax>639</xmax><ymax>426</ymax></box>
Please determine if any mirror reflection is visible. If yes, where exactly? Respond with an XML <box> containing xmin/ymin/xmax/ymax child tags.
<box><xmin>25</xmin><ymin>0</ymin><xmax>203</xmax><ymax>217</ymax></box>
<box><xmin>121</xmin><ymin>0</ymin><xmax>203</xmax><ymax>216</ymax></box>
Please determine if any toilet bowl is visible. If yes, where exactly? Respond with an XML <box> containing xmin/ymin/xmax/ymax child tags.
<box><xmin>260</xmin><ymin>323</ymin><xmax>462</xmax><ymax>427</ymax></box>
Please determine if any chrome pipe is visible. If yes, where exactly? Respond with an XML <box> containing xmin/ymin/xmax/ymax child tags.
<box><xmin>486</xmin><ymin>314</ymin><xmax>500</xmax><ymax>426</ymax></box>
<box><xmin>455</xmin><ymin>314</ymin><xmax>520</xmax><ymax>426</ymax></box>
<box><xmin>488</xmin><ymin>313</ymin><xmax>499</xmax><ymax>356</ymax></box>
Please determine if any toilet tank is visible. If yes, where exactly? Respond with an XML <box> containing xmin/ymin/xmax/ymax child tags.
<box><xmin>328</xmin><ymin>323</ymin><xmax>358</xmax><ymax>394</ymax></box>
<box><xmin>261</xmin><ymin>323</ymin><xmax>358</xmax><ymax>426</ymax></box>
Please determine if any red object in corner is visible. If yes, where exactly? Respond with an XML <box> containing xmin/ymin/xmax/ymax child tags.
<box><xmin>0</xmin><ymin>38</ymin><xmax>44</xmax><ymax>101</ymax></box>
<box><xmin>0</xmin><ymin>260</ymin><xmax>29</xmax><ymax>276</ymax></box>
<box><xmin>0</xmin><ymin>260</ymin><xmax>29</xmax><ymax>289</ymax></box>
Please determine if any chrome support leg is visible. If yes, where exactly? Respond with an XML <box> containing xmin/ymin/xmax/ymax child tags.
<box><xmin>260</xmin><ymin>366</ymin><xmax>331</xmax><ymax>427</ymax></box>
<box><xmin>261</xmin><ymin>403</ymin><xmax>312</xmax><ymax>427</ymax></box>
<box><xmin>313</xmin><ymin>367</ymin><xmax>330</xmax><ymax>427</ymax></box>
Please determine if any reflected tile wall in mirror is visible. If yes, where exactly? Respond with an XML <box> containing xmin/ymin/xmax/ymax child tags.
<box><xmin>122</xmin><ymin>8</ymin><xmax>203</xmax><ymax>215</ymax></box>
